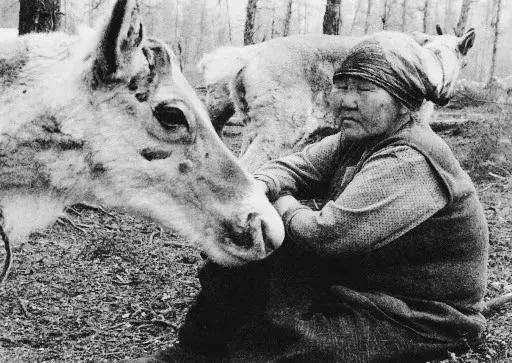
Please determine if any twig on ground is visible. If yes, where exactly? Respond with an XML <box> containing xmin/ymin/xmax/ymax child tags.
<box><xmin>105</xmin><ymin>322</ymin><xmax>129</xmax><ymax>330</ymax></box>
<box><xmin>490</xmin><ymin>163</ymin><xmax>511</xmax><ymax>176</ymax></box>
<box><xmin>72</xmin><ymin>202</ymin><xmax>117</xmax><ymax>218</ymax></box>
<box><xmin>150</xmin><ymin>318</ymin><xmax>178</xmax><ymax>329</ymax></box>
<box><xmin>479</xmin><ymin>184</ymin><xmax>499</xmax><ymax>193</ymax></box>
<box><xmin>112</xmin><ymin>274</ymin><xmax>133</xmax><ymax>285</ymax></box>
<box><xmin>168</xmin><ymin>242</ymin><xmax>186</xmax><ymax>249</ymax></box>
<box><xmin>149</xmin><ymin>230</ymin><xmax>161</xmax><ymax>244</ymax></box>
<box><xmin>128</xmin><ymin>319</ymin><xmax>178</xmax><ymax>330</ymax></box>
<box><xmin>16</xmin><ymin>297</ymin><xmax>30</xmax><ymax>318</ymax></box>
<box><xmin>98</xmin><ymin>351</ymin><xmax>125</xmax><ymax>357</ymax></box>
<box><xmin>64</xmin><ymin>206</ymin><xmax>83</xmax><ymax>217</ymax></box>
<box><xmin>488</xmin><ymin>172</ymin><xmax>509</xmax><ymax>180</ymax></box>
<box><xmin>57</xmin><ymin>217</ymin><xmax>88</xmax><ymax>233</ymax></box>
<box><xmin>150</xmin><ymin>227</ymin><xmax>167</xmax><ymax>244</ymax></box>
<box><xmin>141</xmin><ymin>335</ymin><xmax>167</xmax><ymax>345</ymax></box>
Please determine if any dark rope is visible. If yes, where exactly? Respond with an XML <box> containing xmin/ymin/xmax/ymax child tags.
<box><xmin>0</xmin><ymin>216</ymin><xmax>12</xmax><ymax>285</ymax></box>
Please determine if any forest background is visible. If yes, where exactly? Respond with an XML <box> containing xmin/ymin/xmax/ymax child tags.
<box><xmin>1</xmin><ymin>0</ymin><xmax>510</xmax><ymax>86</ymax></box>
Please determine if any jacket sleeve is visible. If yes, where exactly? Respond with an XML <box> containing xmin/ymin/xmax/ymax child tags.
<box><xmin>253</xmin><ymin>133</ymin><xmax>343</xmax><ymax>201</ymax></box>
<box><xmin>281</xmin><ymin>146</ymin><xmax>449</xmax><ymax>257</ymax></box>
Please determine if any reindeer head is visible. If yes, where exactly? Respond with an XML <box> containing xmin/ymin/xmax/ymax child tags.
<box><xmin>412</xmin><ymin>26</ymin><xmax>476</xmax><ymax>105</ymax></box>
<box><xmin>0</xmin><ymin>0</ymin><xmax>284</xmax><ymax>267</ymax></box>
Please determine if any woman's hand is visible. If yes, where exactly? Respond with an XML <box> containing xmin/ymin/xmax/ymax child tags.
<box><xmin>254</xmin><ymin>179</ymin><xmax>270</xmax><ymax>198</ymax></box>
<box><xmin>273</xmin><ymin>195</ymin><xmax>301</xmax><ymax>217</ymax></box>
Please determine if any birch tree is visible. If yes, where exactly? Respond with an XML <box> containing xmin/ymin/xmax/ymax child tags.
<box><xmin>197</xmin><ymin>0</ymin><xmax>207</xmax><ymax>55</ymax></box>
<box><xmin>381</xmin><ymin>0</ymin><xmax>390</xmax><ymax>30</ymax></box>
<box><xmin>401</xmin><ymin>0</ymin><xmax>407</xmax><ymax>31</ymax></box>
<box><xmin>488</xmin><ymin>0</ymin><xmax>503</xmax><ymax>84</ymax></box>
<box><xmin>456</xmin><ymin>0</ymin><xmax>473</xmax><ymax>36</ymax></box>
<box><xmin>364</xmin><ymin>0</ymin><xmax>375</xmax><ymax>34</ymax></box>
<box><xmin>422</xmin><ymin>0</ymin><xmax>430</xmax><ymax>33</ymax></box>
<box><xmin>270</xmin><ymin>0</ymin><xmax>277</xmax><ymax>38</ymax></box>
<box><xmin>225</xmin><ymin>0</ymin><xmax>232</xmax><ymax>43</ymax></box>
<box><xmin>351</xmin><ymin>0</ymin><xmax>363</xmax><ymax>33</ymax></box>
<box><xmin>323</xmin><ymin>0</ymin><xmax>341</xmax><ymax>35</ymax></box>
<box><xmin>283</xmin><ymin>0</ymin><xmax>293</xmax><ymax>37</ymax></box>
<box><xmin>244</xmin><ymin>0</ymin><xmax>258</xmax><ymax>45</ymax></box>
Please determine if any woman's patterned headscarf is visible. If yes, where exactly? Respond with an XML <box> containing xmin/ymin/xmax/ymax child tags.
<box><xmin>333</xmin><ymin>33</ymin><xmax>442</xmax><ymax>111</ymax></box>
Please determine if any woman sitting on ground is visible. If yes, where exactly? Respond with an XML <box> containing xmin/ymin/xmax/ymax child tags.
<box><xmin>130</xmin><ymin>32</ymin><xmax>488</xmax><ymax>363</ymax></box>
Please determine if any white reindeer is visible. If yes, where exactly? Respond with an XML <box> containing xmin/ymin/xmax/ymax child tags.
<box><xmin>199</xmin><ymin>27</ymin><xmax>476</xmax><ymax>172</ymax></box>
<box><xmin>0</xmin><ymin>0</ymin><xmax>285</xmax><ymax>283</ymax></box>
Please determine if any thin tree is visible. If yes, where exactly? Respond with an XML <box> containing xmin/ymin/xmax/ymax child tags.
<box><xmin>488</xmin><ymin>0</ymin><xmax>503</xmax><ymax>85</ymax></box>
<box><xmin>269</xmin><ymin>0</ymin><xmax>277</xmax><ymax>38</ymax></box>
<box><xmin>174</xmin><ymin>0</ymin><xmax>180</xmax><ymax>43</ymax></box>
<box><xmin>323</xmin><ymin>0</ymin><xmax>342</xmax><ymax>35</ymax></box>
<box><xmin>351</xmin><ymin>0</ymin><xmax>363</xmax><ymax>33</ymax></box>
<box><xmin>244</xmin><ymin>0</ymin><xmax>258</xmax><ymax>45</ymax></box>
<box><xmin>401</xmin><ymin>0</ymin><xmax>407</xmax><ymax>31</ymax></box>
<box><xmin>283</xmin><ymin>0</ymin><xmax>293</xmax><ymax>37</ymax></box>
<box><xmin>381</xmin><ymin>0</ymin><xmax>390</xmax><ymax>30</ymax></box>
<box><xmin>197</xmin><ymin>0</ymin><xmax>207</xmax><ymax>55</ymax></box>
<box><xmin>422</xmin><ymin>0</ymin><xmax>430</xmax><ymax>33</ymax></box>
<box><xmin>225</xmin><ymin>0</ymin><xmax>233</xmax><ymax>44</ymax></box>
<box><xmin>303</xmin><ymin>0</ymin><xmax>308</xmax><ymax>34</ymax></box>
<box><xmin>364</xmin><ymin>0</ymin><xmax>374</xmax><ymax>34</ymax></box>
<box><xmin>455</xmin><ymin>0</ymin><xmax>473</xmax><ymax>36</ymax></box>
<box><xmin>19</xmin><ymin>0</ymin><xmax>62</xmax><ymax>35</ymax></box>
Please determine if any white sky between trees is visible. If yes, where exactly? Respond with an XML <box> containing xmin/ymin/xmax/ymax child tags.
<box><xmin>0</xmin><ymin>0</ymin><xmax>511</xmax><ymax>83</ymax></box>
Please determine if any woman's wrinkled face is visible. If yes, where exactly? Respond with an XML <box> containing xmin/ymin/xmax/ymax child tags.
<box><xmin>331</xmin><ymin>76</ymin><xmax>404</xmax><ymax>142</ymax></box>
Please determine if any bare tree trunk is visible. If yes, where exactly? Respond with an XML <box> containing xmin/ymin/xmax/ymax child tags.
<box><xmin>323</xmin><ymin>0</ymin><xmax>342</xmax><ymax>35</ymax></box>
<box><xmin>488</xmin><ymin>0</ymin><xmax>502</xmax><ymax>85</ymax></box>
<box><xmin>303</xmin><ymin>0</ymin><xmax>308</xmax><ymax>34</ymax></box>
<box><xmin>244</xmin><ymin>0</ymin><xmax>258</xmax><ymax>45</ymax></box>
<box><xmin>197</xmin><ymin>0</ymin><xmax>207</xmax><ymax>56</ymax></box>
<box><xmin>271</xmin><ymin>0</ymin><xmax>276</xmax><ymax>38</ymax></box>
<box><xmin>174</xmin><ymin>0</ymin><xmax>180</xmax><ymax>42</ymax></box>
<box><xmin>364</xmin><ymin>0</ymin><xmax>374</xmax><ymax>34</ymax></box>
<box><xmin>19</xmin><ymin>0</ymin><xmax>62</xmax><ymax>35</ymax></box>
<box><xmin>89</xmin><ymin>0</ymin><xmax>94</xmax><ymax>26</ymax></box>
<box><xmin>455</xmin><ymin>0</ymin><xmax>472</xmax><ymax>36</ymax></box>
<box><xmin>381</xmin><ymin>0</ymin><xmax>389</xmax><ymax>30</ymax></box>
<box><xmin>401</xmin><ymin>0</ymin><xmax>407</xmax><ymax>31</ymax></box>
<box><xmin>225</xmin><ymin>0</ymin><xmax>233</xmax><ymax>44</ymax></box>
<box><xmin>351</xmin><ymin>0</ymin><xmax>363</xmax><ymax>33</ymax></box>
<box><xmin>423</xmin><ymin>0</ymin><xmax>430</xmax><ymax>33</ymax></box>
<box><xmin>283</xmin><ymin>0</ymin><xmax>293</xmax><ymax>37</ymax></box>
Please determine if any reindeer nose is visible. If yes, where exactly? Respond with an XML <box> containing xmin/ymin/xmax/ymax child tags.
<box><xmin>224</xmin><ymin>212</ymin><xmax>281</xmax><ymax>258</ymax></box>
<box><xmin>260</xmin><ymin>215</ymin><xmax>280</xmax><ymax>254</ymax></box>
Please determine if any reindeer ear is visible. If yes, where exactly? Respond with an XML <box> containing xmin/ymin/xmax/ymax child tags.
<box><xmin>458</xmin><ymin>28</ymin><xmax>475</xmax><ymax>56</ymax></box>
<box><xmin>93</xmin><ymin>0</ymin><xmax>144</xmax><ymax>84</ymax></box>
<box><xmin>411</xmin><ymin>31</ymin><xmax>432</xmax><ymax>46</ymax></box>
<box><xmin>435</xmin><ymin>24</ymin><xmax>444</xmax><ymax>35</ymax></box>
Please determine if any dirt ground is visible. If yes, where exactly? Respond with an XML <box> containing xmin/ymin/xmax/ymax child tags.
<box><xmin>1</xmin><ymin>105</ymin><xmax>511</xmax><ymax>363</ymax></box>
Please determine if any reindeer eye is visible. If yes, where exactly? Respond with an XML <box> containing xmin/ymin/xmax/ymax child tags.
<box><xmin>153</xmin><ymin>103</ymin><xmax>189</xmax><ymax>132</ymax></box>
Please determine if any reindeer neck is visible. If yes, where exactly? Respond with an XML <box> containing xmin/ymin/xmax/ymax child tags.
<box><xmin>0</xmin><ymin>192</ymin><xmax>69</xmax><ymax>245</ymax></box>
<box><xmin>0</xmin><ymin>109</ymin><xmax>94</xmax><ymax>245</ymax></box>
